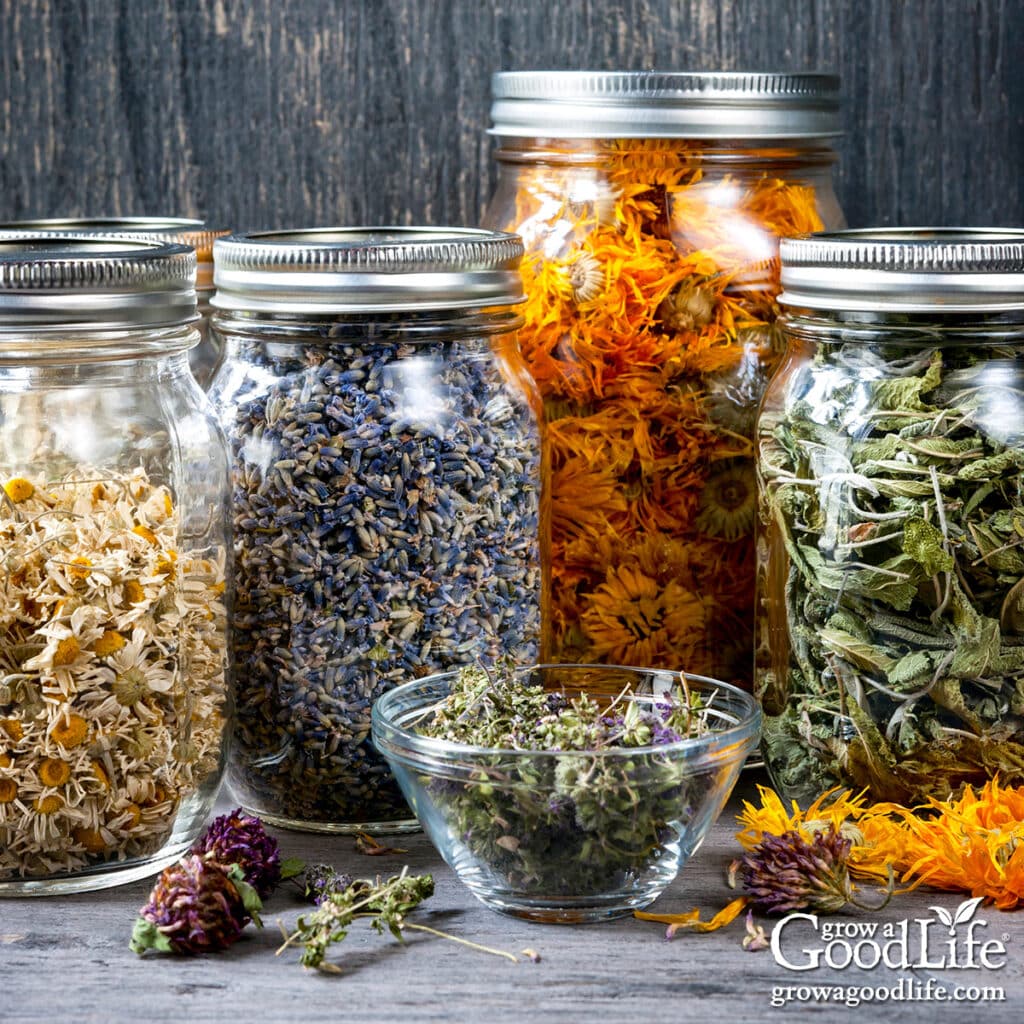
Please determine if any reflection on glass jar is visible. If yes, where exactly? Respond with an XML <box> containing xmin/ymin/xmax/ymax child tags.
<box><xmin>209</xmin><ymin>228</ymin><xmax>542</xmax><ymax>833</ymax></box>
<box><xmin>484</xmin><ymin>71</ymin><xmax>844</xmax><ymax>684</ymax></box>
<box><xmin>757</xmin><ymin>229</ymin><xmax>1024</xmax><ymax>805</ymax></box>
<box><xmin>0</xmin><ymin>234</ymin><xmax>230</xmax><ymax>894</ymax></box>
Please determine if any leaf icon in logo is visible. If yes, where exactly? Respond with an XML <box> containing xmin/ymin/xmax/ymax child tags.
<box><xmin>930</xmin><ymin>897</ymin><xmax>984</xmax><ymax>936</ymax></box>
<box><xmin>953</xmin><ymin>896</ymin><xmax>985</xmax><ymax>925</ymax></box>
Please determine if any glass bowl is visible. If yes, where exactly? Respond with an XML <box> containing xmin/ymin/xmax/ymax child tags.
<box><xmin>372</xmin><ymin>664</ymin><xmax>760</xmax><ymax>923</ymax></box>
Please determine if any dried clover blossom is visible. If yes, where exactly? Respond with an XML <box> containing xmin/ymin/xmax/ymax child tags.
<box><xmin>131</xmin><ymin>855</ymin><xmax>262</xmax><ymax>955</ymax></box>
<box><xmin>192</xmin><ymin>807</ymin><xmax>282</xmax><ymax>898</ymax></box>
<box><xmin>742</xmin><ymin>826</ymin><xmax>893</xmax><ymax>915</ymax></box>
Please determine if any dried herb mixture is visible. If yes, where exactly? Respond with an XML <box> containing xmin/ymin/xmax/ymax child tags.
<box><xmin>412</xmin><ymin>663</ymin><xmax>714</xmax><ymax>894</ymax></box>
<box><xmin>757</xmin><ymin>341</ymin><xmax>1024</xmax><ymax>804</ymax></box>
<box><xmin>0</xmin><ymin>468</ymin><xmax>226</xmax><ymax>880</ymax></box>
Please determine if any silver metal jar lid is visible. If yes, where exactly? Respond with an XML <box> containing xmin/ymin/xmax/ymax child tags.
<box><xmin>489</xmin><ymin>70</ymin><xmax>840</xmax><ymax>139</ymax></box>
<box><xmin>0</xmin><ymin>218</ymin><xmax>228</xmax><ymax>290</ymax></box>
<box><xmin>212</xmin><ymin>227</ymin><xmax>526</xmax><ymax>314</ymax></box>
<box><xmin>779</xmin><ymin>229</ymin><xmax>1024</xmax><ymax>313</ymax></box>
<box><xmin>0</xmin><ymin>233</ymin><xmax>198</xmax><ymax>329</ymax></box>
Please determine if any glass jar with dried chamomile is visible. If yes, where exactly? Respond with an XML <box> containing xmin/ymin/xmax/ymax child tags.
<box><xmin>757</xmin><ymin>229</ymin><xmax>1024</xmax><ymax>806</ymax></box>
<box><xmin>484</xmin><ymin>71</ymin><xmax>844</xmax><ymax>685</ymax></box>
<box><xmin>0</xmin><ymin>234</ymin><xmax>230</xmax><ymax>894</ymax></box>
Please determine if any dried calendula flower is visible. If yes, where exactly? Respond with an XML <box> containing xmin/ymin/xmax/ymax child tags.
<box><xmin>657</xmin><ymin>282</ymin><xmax>716</xmax><ymax>332</ymax></box>
<box><xmin>874</xmin><ymin>779</ymin><xmax>1024</xmax><ymax>910</ymax></box>
<box><xmin>567</xmin><ymin>251</ymin><xmax>603</xmax><ymax>304</ymax></box>
<box><xmin>636</xmin><ymin>896</ymin><xmax>747</xmax><ymax>938</ymax></box>
<box><xmin>736</xmin><ymin>784</ymin><xmax>892</xmax><ymax>881</ymax></box>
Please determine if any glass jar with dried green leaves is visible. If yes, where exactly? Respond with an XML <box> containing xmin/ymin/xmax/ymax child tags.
<box><xmin>0</xmin><ymin>234</ymin><xmax>230</xmax><ymax>894</ymax></box>
<box><xmin>757</xmin><ymin>229</ymin><xmax>1024</xmax><ymax>806</ymax></box>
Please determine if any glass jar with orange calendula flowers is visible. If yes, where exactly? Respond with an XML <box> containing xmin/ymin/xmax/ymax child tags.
<box><xmin>0</xmin><ymin>234</ymin><xmax>230</xmax><ymax>894</ymax></box>
<box><xmin>484</xmin><ymin>71</ymin><xmax>844</xmax><ymax>683</ymax></box>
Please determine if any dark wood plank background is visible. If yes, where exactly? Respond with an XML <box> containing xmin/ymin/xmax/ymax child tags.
<box><xmin>1</xmin><ymin>0</ymin><xmax>1022</xmax><ymax>233</ymax></box>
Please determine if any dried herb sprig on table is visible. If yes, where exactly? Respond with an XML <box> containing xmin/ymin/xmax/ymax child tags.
<box><xmin>284</xmin><ymin>866</ymin><xmax>529</xmax><ymax>971</ymax></box>
<box><xmin>280</xmin><ymin>869</ymin><xmax>435</xmax><ymax>972</ymax></box>
<box><xmin>413</xmin><ymin>663</ymin><xmax>715</xmax><ymax>896</ymax></box>
<box><xmin>757</xmin><ymin>341</ymin><xmax>1024</xmax><ymax>804</ymax></box>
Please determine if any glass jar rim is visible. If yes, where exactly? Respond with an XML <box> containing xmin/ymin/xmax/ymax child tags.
<box><xmin>780</xmin><ymin>228</ymin><xmax>1024</xmax><ymax>313</ymax></box>
<box><xmin>212</xmin><ymin>227</ymin><xmax>526</xmax><ymax>314</ymax></box>
<box><xmin>372</xmin><ymin>664</ymin><xmax>761</xmax><ymax>766</ymax></box>
<box><xmin>489</xmin><ymin>70</ymin><xmax>841</xmax><ymax>140</ymax></box>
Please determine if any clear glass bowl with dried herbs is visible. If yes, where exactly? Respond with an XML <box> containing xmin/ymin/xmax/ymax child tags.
<box><xmin>0</xmin><ymin>234</ymin><xmax>230</xmax><ymax>894</ymax></box>
<box><xmin>372</xmin><ymin>664</ymin><xmax>760</xmax><ymax>923</ymax></box>
<box><xmin>757</xmin><ymin>228</ymin><xmax>1024</xmax><ymax>806</ymax></box>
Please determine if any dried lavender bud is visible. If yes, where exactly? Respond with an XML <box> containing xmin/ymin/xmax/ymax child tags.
<box><xmin>742</xmin><ymin>827</ymin><xmax>857</xmax><ymax>914</ymax></box>
<box><xmin>130</xmin><ymin>856</ymin><xmax>262</xmax><ymax>955</ymax></box>
<box><xmin>193</xmin><ymin>807</ymin><xmax>282</xmax><ymax>898</ymax></box>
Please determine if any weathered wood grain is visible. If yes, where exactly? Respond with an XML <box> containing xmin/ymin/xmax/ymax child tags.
<box><xmin>3</xmin><ymin>775</ymin><xmax>1023</xmax><ymax>1024</ymax></box>
<box><xmin>1</xmin><ymin>1</ymin><xmax>1021</xmax><ymax>233</ymax></box>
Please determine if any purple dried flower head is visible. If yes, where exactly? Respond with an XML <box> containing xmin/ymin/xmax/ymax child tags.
<box><xmin>742</xmin><ymin>827</ymin><xmax>855</xmax><ymax>914</ymax></box>
<box><xmin>130</xmin><ymin>855</ymin><xmax>251</xmax><ymax>955</ymax></box>
<box><xmin>303</xmin><ymin>862</ymin><xmax>354</xmax><ymax>905</ymax></box>
<box><xmin>545</xmin><ymin>692</ymin><xmax>569</xmax><ymax>714</ymax></box>
<box><xmin>193</xmin><ymin>807</ymin><xmax>281</xmax><ymax>898</ymax></box>
<box><xmin>650</xmin><ymin>719</ymin><xmax>684</xmax><ymax>745</ymax></box>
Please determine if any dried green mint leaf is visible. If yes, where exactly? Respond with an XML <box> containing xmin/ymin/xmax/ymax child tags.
<box><xmin>902</xmin><ymin>518</ymin><xmax>954</xmax><ymax>575</ymax></box>
<box><xmin>886</xmin><ymin>650</ymin><xmax>936</xmax><ymax>690</ymax></box>
<box><xmin>819</xmin><ymin>628</ymin><xmax>896</xmax><ymax>674</ymax></box>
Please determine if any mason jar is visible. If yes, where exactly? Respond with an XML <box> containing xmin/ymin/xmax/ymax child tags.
<box><xmin>0</xmin><ymin>218</ymin><xmax>230</xmax><ymax>389</ymax></box>
<box><xmin>0</xmin><ymin>234</ymin><xmax>231</xmax><ymax>894</ymax></box>
<box><xmin>483</xmin><ymin>71</ymin><xmax>844</xmax><ymax>685</ymax></box>
<box><xmin>209</xmin><ymin>228</ymin><xmax>542</xmax><ymax>832</ymax></box>
<box><xmin>756</xmin><ymin>228</ymin><xmax>1024</xmax><ymax>805</ymax></box>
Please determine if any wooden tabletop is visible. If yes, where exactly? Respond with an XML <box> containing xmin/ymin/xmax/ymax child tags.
<box><xmin>4</xmin><ymin>772</ymin><xmax>1022</xmax><ymax>1023</ymax></box>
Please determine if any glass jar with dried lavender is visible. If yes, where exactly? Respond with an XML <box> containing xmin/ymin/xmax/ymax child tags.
<box><xmin>0</xmin><ymin>218</ymin><xmax>231</xmax><ymax>389</ymax></box>
<box><xmin>209</xmin><ymin>228</ymin><xmax>542</xmax><ymax>833</ymax></box>
<box><xmin>483</xmin><ymin>71</ymin><xmax>844</xmax><ymax>686</ymax></box>
<box><xmin>757</xmin><ymin>229</ymin><xmax>1024</xmax><ymax>806</ymax></box>
<box><xmin>0</xmin><ymin>234</ymin><xmax>230</xmax><ymax>894</ymax></box>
